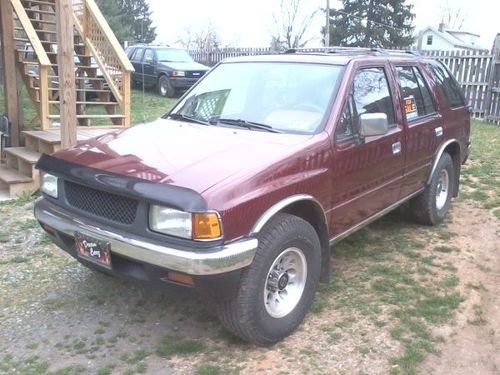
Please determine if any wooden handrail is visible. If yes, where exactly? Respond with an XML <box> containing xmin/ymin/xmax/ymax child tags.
<box><xmin>85</xmin><ymin>0</ymin><xmax>134</xmax><ymax>72</ymax></box>
<box><xmin>10</xmin><ymin>0</ymin><xmax>51</xmax><ymax>67</ymax></box>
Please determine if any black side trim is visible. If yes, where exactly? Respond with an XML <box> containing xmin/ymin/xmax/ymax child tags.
<box><xmin>36</xmin><ymin>154</ymin><xmax>208</xmax><ymax>212</ymax></box>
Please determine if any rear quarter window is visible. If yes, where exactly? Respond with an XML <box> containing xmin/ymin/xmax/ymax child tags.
<box><xmin>428</xmin><ymin>62</ymin><xmax>466</xmax><ymax>108</ymax></box>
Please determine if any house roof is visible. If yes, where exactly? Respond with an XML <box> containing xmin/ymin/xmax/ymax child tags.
<box><xmin>420</xmin><ymin>26</ymin><xmax>487</xmax><ymax>51</ymax></box>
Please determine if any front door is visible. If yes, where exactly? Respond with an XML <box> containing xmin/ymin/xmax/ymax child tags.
<box><xmin>329</xmin><ymin>64</ymin><xmax>406</xmax><ymax>236</ymax></box>
<box><xmin>142</xmin><ymin>49</ymin><xmax>156</xmax><ymax>84</ymax></box>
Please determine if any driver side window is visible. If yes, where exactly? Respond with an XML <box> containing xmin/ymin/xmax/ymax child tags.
<box><xmin>336</xmin><ymin>67</ymin><xmax>395</xmax><ymax>142</ymax></box>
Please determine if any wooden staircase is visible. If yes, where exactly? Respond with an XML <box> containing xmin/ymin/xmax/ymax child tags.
<box><xmin>1</xmin><ymin>128</ymin><xmax>116</xmax><ymax>198</ymax></box>
<box><xmin>0</xmin><ymin>0</ymin><xmax>134</xmax><ymax>198</ymax></box>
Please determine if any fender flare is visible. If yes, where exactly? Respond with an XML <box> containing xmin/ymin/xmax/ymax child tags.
<box><xmin>250</xmin><ymin>194</ymin><xmax>327</xmax><ymax>235</ymax></box>
<box><xmin>426</xmin><ymin>139</ymin><xmax>462</xmax><ymax>185</ymax></box>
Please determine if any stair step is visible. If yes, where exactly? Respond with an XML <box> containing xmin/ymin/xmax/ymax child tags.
<box><xmin>0</xmin><ymin>164</ymin><xmax>33</xmax><ymax>184</ymax></box>
<box><xmin>49</xmin><ymin>101</ymin><xmax>118</xmax><ymax>106</ymax></box>
<box><xmin>4</xmin><ymin>147</ymin><xmax>42</xmax><ymax>165</ymax></box>
<box><xmin>15</xmin><ymin>27</ymin><xmax>56</xmax><ymax>34</ymax></box>
<box><xmin>48</xmin><ymin>115</ymin><xmax>125</xmax><ymax>120</ymax></box>
<box><xmin>28</xmin><ymin>18</ymin><xmax>56</xmax><ymax>25</ymax></box>
<box><xmin>48</xmin><ymin>75</ymin><xmax>102</xmax><ymax>80</ymax></box>
<box><xmin>35</xmin><ymin>87</ymin><xmax>111</xmax><ymax>93</ymax></box>
<box><xmin>23</xmin><ymin>130</ymin><xmax>61</xmax><ymax>144</ymax></box>
<box><xmin>21</xmin><ymin>8</ymin><xmax>56</xmax><ymax>16</ymax></box>
<box><xmin>21</xmin><ymin>0</ymin><xmax>56</xmax><ymax>7</ymax></box>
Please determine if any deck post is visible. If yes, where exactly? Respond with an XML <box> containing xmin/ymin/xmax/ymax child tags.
<box><xmin>0</xmin><ymin>0</ymin><xmax>20</xmax><ymax>146</ymax></box>
<box><xmin>56</xmin><ymin>0</ymin><xmax>77</xmax><ymax>148</ymax></box>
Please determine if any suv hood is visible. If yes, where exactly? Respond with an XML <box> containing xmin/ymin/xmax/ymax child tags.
<box><xmin>53</xmin><ymin>119</ymin><xmax>312</xmax><ymax>194</ymax></box>
<box><xmin>159</xmin><ymin>61</ymin><xmax>208</xmax><ymax>71</ymax></box>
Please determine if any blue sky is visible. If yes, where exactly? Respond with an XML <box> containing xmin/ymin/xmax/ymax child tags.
<box><xmin>148</xmin><ymin>0</ymin><xmax>499</xmax><ymax>49</ymax></box>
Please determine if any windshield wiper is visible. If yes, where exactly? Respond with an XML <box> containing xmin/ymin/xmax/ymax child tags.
<box><xmin>167</xmin><ymin>112</ymin><xmax>208</xmax><ymax>125</ymax></box>
<box><xmin>209</xmin><ymin>117</ymin><xmax>281</xmax><ymax>133</ymax></box>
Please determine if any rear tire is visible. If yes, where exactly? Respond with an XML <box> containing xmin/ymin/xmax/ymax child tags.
<box><xmin>158</xmin><ymin>75</ymin><xmax>176</xmax><ymax>98</ymax></box>
<box><xmin>213</xmin><ymin>213</ymin><xmax>321</xmax><ymax>346</ymax></box>
<box><xmin>410</xmin><ymin>153</ymin><xmax>455</xmax><ymax>225</ymax></box>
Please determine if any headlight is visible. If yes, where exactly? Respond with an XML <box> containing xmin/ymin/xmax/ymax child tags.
<box><xmin>149</xmin><ymin>206</ymin><xmax>223</xmax><ymax>241</ymax></box>
<box><xmin>150</xmin><ymin>206</ymin><xmax>192</xmax><ymax>239</ymax></box>
<box><xmin>171</xmin><ymin>71</ymin><xmax>185</xmax><ymax>77</ymax></box>
<box><xmin>41</xmin><ymin>173</ymin><xmax>58</xmax><ymax>198</ymax></box>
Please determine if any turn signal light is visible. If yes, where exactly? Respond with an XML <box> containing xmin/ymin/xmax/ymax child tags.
<box><xmin>193</xmin><ymin>213</ymin><xmax>222</xmax><ymax>240</ymax></box>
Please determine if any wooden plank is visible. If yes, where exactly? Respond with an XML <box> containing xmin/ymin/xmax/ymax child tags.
<box><xmin>0</xmin><ymin>0</ymin><xmax>20</xmax><ymax>146</ymax></box>
<box><xmin>4</xmin><ymin>147</ymin><xmax>42</xmax><ymax>164</ymax></box>
<box><xmin>56</xmin><ymin>0</ymin><xmax>77</xmax><ymax>147</ymax></box>
<box><xmin>10</xmin><ymin>0</ymin><xmax>51</xmax><ymax>66</ymax></box>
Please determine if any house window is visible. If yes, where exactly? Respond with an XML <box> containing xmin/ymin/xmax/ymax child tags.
<box><xmin>426</xmin><ymin>35</ymin><xmax>433</xmax><ymax>45</ymax></box>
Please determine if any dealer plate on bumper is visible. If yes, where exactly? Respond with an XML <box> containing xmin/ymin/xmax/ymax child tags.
<box><xmin>75</xmin><ymin>232</ymin><xmax>112</xmax><ymax>269</ymax></box>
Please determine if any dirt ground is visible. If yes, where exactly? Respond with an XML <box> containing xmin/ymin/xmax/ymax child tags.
<box><xmin>0</xmin><ymin>195</ymin><xmax>498</xmax><ymax>375</ymax></box>
<box><xmin>421</xmin><ymin>202</ymin><xmax>500</xmax><ymax>374</ymax></box>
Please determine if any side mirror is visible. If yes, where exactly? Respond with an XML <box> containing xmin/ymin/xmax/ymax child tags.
<box><xmin>359</xmin><ymin>113</ymin><xmax>389</xmax><ymax>137</ymax></box>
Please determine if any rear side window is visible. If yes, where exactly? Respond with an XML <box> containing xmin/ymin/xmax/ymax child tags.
<box><xmin>428</xmin><ymin>63</ymin><xmax>466</xmax><ymax>108</ymax></box>
<box><xmin>131</xmin><ymin>48</ymin><xmax>144</xmax><ymax>61</ymax></box>
<box><xmin>336</xmin><ymin>67</ymin><xmax>395</xmax><ymax>142</ymax></box>
<box><xmin>396</xmin><ymin>66</ymin><xmax>436</xmax><ymax>121</ymax></box>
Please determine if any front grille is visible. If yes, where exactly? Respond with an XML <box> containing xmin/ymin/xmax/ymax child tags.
<box><xmin>65</xmin><ymin>181</ymin><xmax>138</xmax><ymax>225</ymax></box>
<box><xmin>186</xmin><ymin>71</ymin><xmax>205</xmax><ymax>78</ymax></box>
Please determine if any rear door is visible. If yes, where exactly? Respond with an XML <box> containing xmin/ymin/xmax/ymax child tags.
<box><xmin>130</xmin><ymin>48</ymin><xmax>145</xmax><ymax>82</ymax></box>
<box><xmin>394</xmin><ymin>63</ymin><xmax>443</xmax><ymax>197</ymax></box>
<box><xmin>142</xmin><ymin>49</ymin><xmax>157</xmax><ymax>84</ymax></box>
<box><xmin>330</xmin><ymin>62</ymin><xmax>406</xmax><ymax>236</ymax></box>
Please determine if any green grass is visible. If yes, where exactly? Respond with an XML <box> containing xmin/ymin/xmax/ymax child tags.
<box><xmin>461</xmin><ymin>121</ymin><xmax>500</xmax><ymax>211</ymax></box>
<box><xmin>0</xmin><ymin>87</ymin><xmax>176</xmax><ymax>128</ymax></box>
<box><xmin>156</xmin><ymin>336</ymin><xmax>204</xmax><ymax>358</ymax></box>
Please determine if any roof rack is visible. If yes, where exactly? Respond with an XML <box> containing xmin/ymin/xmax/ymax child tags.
<box><xmin>284</xmin><ymin>47</ymin><xmax>420</xmax><ymax>57</ymax></box>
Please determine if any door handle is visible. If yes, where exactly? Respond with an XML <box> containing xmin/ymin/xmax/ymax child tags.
<box><xmin>435</xmin><ymin>127</ymin><xmax>443</xmax><ymax>137</ymax></box>
<box><xmin>392</xmin><ymin>142</ymin><xmax>402</xmax><ymax>155</ymax></box>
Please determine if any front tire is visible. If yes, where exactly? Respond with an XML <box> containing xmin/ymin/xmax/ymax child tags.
<box><xmin>410</xmin><ymin>152</ymin><xmax>455</xmax><ymax>225</ymax></box>
<box><xmin>157</xmin><ymin>75</ymin><xmax>176</xmax><ymax>98</ymax></box>
<box><xmin>214</xmin><ymin>213</ymin><xmax>321</xmax><ymax>346</ymax></box>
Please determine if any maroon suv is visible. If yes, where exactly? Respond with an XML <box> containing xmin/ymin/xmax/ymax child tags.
<box><xmin>35</xmin><ymin>49</ymin><xmax>471</xmax><ymax>345</ymax></box>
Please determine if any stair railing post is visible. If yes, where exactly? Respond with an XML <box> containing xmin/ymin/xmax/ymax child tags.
<box><xmin>56</xmin><ymin>0</ymin><xmax>77</xmax><ymax>147</ymax></box>
<box><xmin>38</xmin><ymin>65</ymin><xmax>50</xmax><ymax>130</ymax></box>
<box><xmin>0</xmin><ymin>0</ymin><xmax>20</xmax><ymax>146</ymax></box>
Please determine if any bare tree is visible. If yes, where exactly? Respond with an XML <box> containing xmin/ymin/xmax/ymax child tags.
<box><xmin>271</xmin><ymin>0</ymin><xmax>320</xmax><ymax>49</ymax></box>
<box><xmin>440</xmin><ymin>1</ymin><xmax>467</xmax><ymax>30</ymax></box>
<box><xmin>177</xmin><ymin>24</ymin><xmax>222</xmax><ymax>51</ymax></box>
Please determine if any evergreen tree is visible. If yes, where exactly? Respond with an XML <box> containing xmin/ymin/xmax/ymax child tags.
<box><xmin>95</xmin><ymin>0</ymin><xmax>132</xmax><ymax>44</ymax></box>
<box><xmin>325</xmin><ymin>0</ymin><xmax>415</xmax><ymax>48</ymax></box>
<box><xmin>96</xmin><ymin>0</ymin><xmax>156</xmax><ymax>44</ymax></box>
<box><xmin>118</xmin><ymin>0</ymin><xmax>157</xmax><ymax>43</ymax></box>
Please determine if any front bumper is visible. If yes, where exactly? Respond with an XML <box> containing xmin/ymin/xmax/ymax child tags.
<box><xmin>169</xmin><ymin>77</ymin><xmax>201</xmax><ymax>89</ymax></box>
<box><xmin>34</xmin><ymin>198</ymin><xmax>258</xmax><ymax>276</ymax></box>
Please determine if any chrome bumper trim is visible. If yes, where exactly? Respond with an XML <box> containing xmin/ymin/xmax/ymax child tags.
<box><xmin>34</xmin><ymin>198</ymin><xmax>258</xmax><ymax>275</ymax></box>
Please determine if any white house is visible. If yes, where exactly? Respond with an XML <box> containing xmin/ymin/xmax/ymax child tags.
<box><xmin>416</xmin><ymin>24</ymin><xmax>488</xmax><ymax>52</ymax></box>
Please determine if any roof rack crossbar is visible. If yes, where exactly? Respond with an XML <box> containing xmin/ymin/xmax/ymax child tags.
<box><xmin>283</xmin><ymin>47</ymin><xmax>420</xmax><ymax>57</ymax></box>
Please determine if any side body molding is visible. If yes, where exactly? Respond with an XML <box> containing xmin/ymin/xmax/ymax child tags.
<box><xmin>250</xmin><ymin>194</ymin><xmax>328</xmax><ymax>235</ymax></box>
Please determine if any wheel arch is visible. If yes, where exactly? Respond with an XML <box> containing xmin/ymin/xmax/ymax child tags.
<box><xmin>250</xmin><ymin>195</ymin><xmax>331</xmax><ymax>283</ymax></box>
<box><xmin>427</xmin><ymin>139</ymin><xmax>462</xmax><ymax>197</ymax></box>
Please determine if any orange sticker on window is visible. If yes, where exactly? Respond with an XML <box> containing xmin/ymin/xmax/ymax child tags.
<box><xmin>404</xmin><ymin>96</ymin><xmax>418</xmax><ymax>120</ymax></box>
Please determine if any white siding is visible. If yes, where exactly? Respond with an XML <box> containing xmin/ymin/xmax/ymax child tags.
<box><xmin>420</xmin><ymin>31</ymin><xmax>456</xmax><ymax>51</ymax></box>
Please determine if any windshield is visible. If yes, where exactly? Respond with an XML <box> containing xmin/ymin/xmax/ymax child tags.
<box><xmin>156</xmin><ymin>49</ymin><xmax>193</xmax><ymax>63</ymax></box>
<box><xmin>170</xmin><ymin>62</ymin><xmax>343</xmax><ymax>134</ymax></box>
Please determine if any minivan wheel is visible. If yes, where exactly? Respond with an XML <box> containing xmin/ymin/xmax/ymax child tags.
<box><xmin>214</xmin><ymin>213</ymin><xmax>321</xmax><ymax>346</ymax></box>
<box><xmin>158</xmin><ymin>75</ymin><xmax>175</xmax><ymax>97</ymax></box>
<box><xmin>410</xmin><ymin>153</ymin><xmax>455</xmax><ymax>225</ymax></box>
